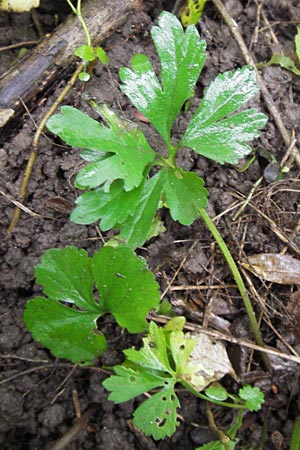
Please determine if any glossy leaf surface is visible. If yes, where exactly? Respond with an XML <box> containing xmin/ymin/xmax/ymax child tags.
<box><xmin>47</xmin><ymin>106</ymin><xmax>155</xmax><ymax>191</ymax></box>
<box><xmin>120</xmin><ymin>11</ymin><xmax>206</xmax><ymax>146</ymax></box>
<box><xmin>23</xmin><ymin>247</ymin><xmax>160</xmax><ymax>364</ymax></box>
<box><xmin>182</xmin><ymin>67</ymin><xmax>268</xmax><ymax>163</ymax></box>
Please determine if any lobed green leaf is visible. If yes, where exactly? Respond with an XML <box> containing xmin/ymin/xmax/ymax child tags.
<box><xmin>71</xmin><ymin>180</ymin><xmax>145</xmax><ymax>228</ymax></box>
<box><xmin>239</xmin><ymin>385</ymin><xmax>264</xmax><ymax>412</ymax></box>
<box><xmin>23</xmin><ymin>247</ymin><xmax>160</xmax><ymax>364</ymax></box>
<box><xmin>23</xmin><ymin>298</ymin><xmax>106</xmax><ymax>364</ymax></box>
<box><xmin>132</xmin><ymin>380</ymin><xmax>180</xmax><ymax>440</ymax></box>
<box><xmin>103</xmin><ymin>365</ymin><xmax>166</xmax><ymax>403</ymax></box>
<box><xmin>182</xmin><ymin>67</ymin><xmax>268</xmax><ymax>164</ymax></box>
<box><xmin>47</xmin><ymin>106</ymin><xmax>155</xmax><ymax>191</ymax></box>
<box><xmin>120</xmin><ymin>11</ymin><xmax>206</xmax><ymax>146</ymax></box>
<box><xmin>163</xmin><ymin>168</ymin><xmax>208</xmax><ymax>224</ymax></box>
<box><xmin>91</xmin><ymin>247</ymin><xmax>160</xmax><ymax>333</ymax></box>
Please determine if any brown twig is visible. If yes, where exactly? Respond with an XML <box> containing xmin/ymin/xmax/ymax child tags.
<box><xmin>49</xmin><ymin>405</ymin><xmax>97</xmax><ymax>450</ymax></box>
<box><xmin>149</xmin><ymin>313</ymin><xmax>300</xmax><ymax>365</ymax></box>
<box><xmin>6</xmin><ymin>62</ymin><xmax>84</xmax><ymax>236</ymax></box>
<box><xmin>210</xmin><ymin>0</ymin><xmax>300</xmax><ymax>167</ymax></box>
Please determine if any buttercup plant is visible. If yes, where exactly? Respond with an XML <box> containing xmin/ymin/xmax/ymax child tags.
<box><xmin>23</xmin><ymin>10</ymin><xmax>268</xmax><ymax>446</ymax></box>
<box><xmin>44</xmin><ymin>11</ymin><xmax>269</xmax><ymax>359</ymax></box>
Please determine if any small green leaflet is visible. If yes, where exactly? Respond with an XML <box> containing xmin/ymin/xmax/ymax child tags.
<box><xmin>104</xmin><ymin>319</ymin><xmax>196</xmax><ymax>440</ymax></box>
<box><xmin>238</xmin><ymin>385</ymin><xmax>264</xmax><ymax>412</ymax></box>
<box><xmin>47</xmin><ymin>105</ymin><xmax>155</xmax><ymax>191</ymax></box>
<box><xmin>120</xmin><ymin>11</ymin><xmax>207</xmax><ymax>147</ymax></box>
<box><xmin>133</xmin><ymin>381</ymin><xmax>180</xmax><ymax>440</ymax></box>
<box><xmin>23</xmin><ymin>246</ymin><xmax>160</xmax><ymax>364</ymax></box>
<box><xmin>261</xmin><ymin>53</ymin><xmax>300</xmax><ymax>77</ymax></box>
<box><xmin>181</xmin><ymin>67</ymin><xmax>268</xmax><ymax>164</ymax></box>
<box><xmin>180</xmin><ymin>0</ymin><xmax>207</xmax><ymax>27</ymax></box>
<box><xmin>75</xmin><ymin>45</ymin><xmax>95</xmax><ymax>62</ymax></box>
<box><xmin>196</xmin><ymin>440</ymin><xmax>237</xmax><ymax>450</ymax></box>
<box><xmin>258</xmin><ymin>28</ymin><xmax>300</xmax><ymax>77</ymax></box>
<box><xmin>75</xmin><ymin>44</ymin><xmax>109</xmax><ymax>65</ymax></box>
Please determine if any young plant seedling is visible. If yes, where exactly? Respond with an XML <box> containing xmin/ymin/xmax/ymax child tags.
<box><xmin>47</xmin><ymin>11</ymin><xmax>267</xmax><ymax>250</ymax></box>
<box><xmin>23</xmin><ymin>246</ymin><xmax>160</xmax><ymax>364</ymax></box>
<box><xmin>103</xmin><ymin>317</ymin><xmax>264</xmax><ymax>441</ymax></box>
<box><xmin>46</xmin><ymin>11</ymin><xmax>269</xmax><ymax>365</ymax></box>
<box><xmin>66</xmin><ymin>0</ymin><xmax>109</xmax><ymax>81</ymax></box>
<box><xmin>257</xmin><ymin>27</ymin><xmax>300</xmax><ymax>77</ymax></box>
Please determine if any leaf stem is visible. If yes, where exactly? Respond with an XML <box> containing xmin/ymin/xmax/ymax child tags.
<box><xmin>198</xmin><ymin>208</ymin><xmax>271</xmax><ymax>371</ymax></box>
<box><xmin>66</xmin><ymin>0</ymin><xmax>92</xmax><ymax>47</ymax></box>
<box><xmin>180</xmin><ymin>379</ymin><xmax>246</xmax><ymax>409</ymax></box>
<box><xmin>291</xmin><ymin>415</ymin><xmax>300</xmax><ymax>450</ymax></box>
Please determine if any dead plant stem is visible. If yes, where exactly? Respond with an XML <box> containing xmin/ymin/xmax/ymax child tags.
<box><xmin>7</xmin><ymin>62</ymin><xmax>85</xmax><ymax>235</ymax></box>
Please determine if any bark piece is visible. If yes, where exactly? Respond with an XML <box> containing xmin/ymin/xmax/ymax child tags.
<box><xmin>0</xmin><ymin>0</ymin><xmax>142</xmax><ymax>127</ymax></box>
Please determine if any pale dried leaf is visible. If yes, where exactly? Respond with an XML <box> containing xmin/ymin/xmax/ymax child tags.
<box><xmin>0</xmin><ymin>0</ymin><xmax>39</xmax><ymax>11</ymax></box>
<box><xmin>246</xmin><ymin>253</ymin><xmax>300</xmax><ymax>285</ymax></box>
<box><xmin>183</xmin><ymin>332</ymin><xmax>237</xmax><ymax>391</ymax></box>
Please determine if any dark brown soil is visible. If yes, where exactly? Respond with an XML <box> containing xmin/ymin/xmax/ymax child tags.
<box><xmin>1</xmin><ymin>1</ymin><xmax>300</xmax><ymax>449</ymax></box>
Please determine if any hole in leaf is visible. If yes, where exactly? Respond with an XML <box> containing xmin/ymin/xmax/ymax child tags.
<box><xmin>158</xmin><ymin>418</ymin><xmax>167</xmax><ymax>427</ymax></box>
<box><xmin>166</xmin><ymin>409</ymin><xmax>171</xmax><ymax>415</ymax></box>
<box><xmin>149</xmin><ymin>341</ymin><xmax>156</xmax><ymax>348</ymax></box>
<box><xmin>179</xmin><ymin>344</ymin><xmax>185</xmax><ymax>350</ymax></box>
<box><xmin>164</xmin><ymin>381</ymin><xmax>170</xmax><ymax>386</ymax></box>
<box><xmin>161</xmin><ymin>396</ymin><xmax>167</xmax><ymax>401</ymax></box>
<box><xmin>170</xmin><ymin>394</ymin><xmax>175</xmax><ymax>402</ymax></box>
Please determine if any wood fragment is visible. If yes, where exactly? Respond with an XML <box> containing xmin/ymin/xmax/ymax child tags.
<box><xmin>0</xmin><ymin>0</ymin><xmax>142</xmax><ymax>127</ymax></box>
<box><xmin>245</xmin><ymin>253</ymin><xmax>300</xmax><ymax>285</ymax></box>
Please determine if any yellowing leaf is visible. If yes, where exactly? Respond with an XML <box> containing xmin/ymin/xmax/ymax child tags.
<box><xmin>180</xmin><ymin>0</ymin><xmax>207</xmax><ymax>27</ymax></box>
<box><xmin>246</xmin><ymin>253</ymin><xmax>300</xmax><ymax>285</ymax></box>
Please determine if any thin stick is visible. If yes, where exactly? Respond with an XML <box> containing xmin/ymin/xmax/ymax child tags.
<box><xmin>199</xmin><ymin>208</ymin><xmax>271</xmax><ymax>370</ymax></box>
<box><xmin>150</xmin><ymin>313</ymin><xmax>300</xmax><ymax>365</ymax></box>
<box><xmin>7</xmin><ymin>62</ymin><xmax>84</xmax><ymax>235</ymax></box>
<box><xmin>210</xmin><ymin>0</ymin><xmax>300</xmax><ymax>167</ymax></box>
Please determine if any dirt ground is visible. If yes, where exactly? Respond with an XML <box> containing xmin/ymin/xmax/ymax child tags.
<box><xmin>0</xmin><ymin>0</ymin><xmax>300</xmax><ymax>449</ymax></box>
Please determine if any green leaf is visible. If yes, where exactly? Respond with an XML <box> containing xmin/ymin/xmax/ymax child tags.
<box><xmin>295</xmin><ymin>28</ymin><xmax>300</xmax><ymax>64</ymax></box>
<box><xmin>180</xmin><ymin>0</ymin><xmax>207</xmax><ymax>27</ymax></box>
<box><xmin>119</xmin><ymin>171</ymin><xmax>165</xmax><ymax>249</ymax></box>
<box><xmin>70</xmin><ymin>180</ymin><xmax>144</xmax><ymax>228</ymax></box>
<box><xmin>133</xmin><ymin>380</ymin><xmax>180</xmax><ymax>440</ymax></box>
<box><xmin>96</xmin><ymin>46</ymin><xmax>109</xmax><ymax>64</ymax></box>
<box><xmin>239</xmin><ymin>385</ymin><xmax>264</xmax><ymax>411</ymax></box>
<box><xmin>34</xmin><ymin>246</ymin><xmax>95</xmax><ymax>310</ymax></box>
<box><xmin>266</xmin><ymin>53</ymin><xmax>300</xmax><ymax>76</ymax></box>
<box><xmin>23</xmin><ymin>247</ymin><xmax>160</xmax><ymax>364</ymax></box>
<box><xmin>75</xmin><ymin>44</ymin><xmax>95</xmax><ymax>62</ymax></box>
<box><xmin>205</xmin><ymin>383</ymin><xmax>228</xmax><ymax>401</ymax></box>
<box><xmin>91</xmin><ymin>247</ymin><xmax>160</xmax><ymax>332</ymax></box>
<box><xmin>79</xmin><ymin>71</ymin><xmax>91</xmax><ymax>82</ymax></box>
<box><xmin>119</xmin><ymin>11</ymin><xmax>206</xmax><ymax>146</ymax></box>
<box><xmin>125</xmin><ymin>321</ymin><xmax>174</xmax><ymax>373</ymax></box>
<box><xmin>168</xmin><ymin>328</ymin><xmax>196</xmax><ymax>376</ymax></box>
<box><xmin>182</xmin><ymin>66</ymin><xmax>268</xmax><ymax>164</ymax></box>
<box><xmin>47</xmin><ymin>106</ymin><xmax>155</xmax><ymax>191</ymax></box>
<box><xmin>103</xmin><ymin>365</ymin><xmax>166</xmax><ymax>403</ymax></box>
<box><xmin>24</xmin><ymin>298</ymin><xmax>106</xmax><ymax>364</ymax></box>
<box><xmin>163</xmin><ymin>168</ymin><xmax>208</xmax><ymax>224</ymax></box>
<box><xmin>196</xmin><ymin>440</ymin><xmax>237</xmax><ymax>450</ymax></box>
